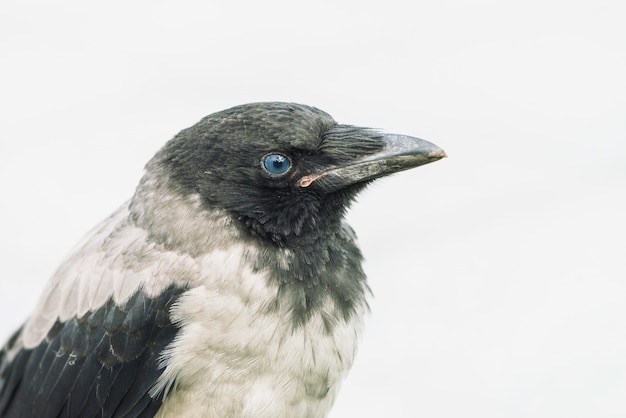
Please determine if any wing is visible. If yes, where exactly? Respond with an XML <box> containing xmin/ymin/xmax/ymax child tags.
<box><xmin>0</xmin><ymin>203</ymin><xmax>200</xmax><ymax>418</ymax></box>
<box><xmin>0</xmin><ymin>284</ymin><xmax>186</xmax><ymax>418</ymax></box>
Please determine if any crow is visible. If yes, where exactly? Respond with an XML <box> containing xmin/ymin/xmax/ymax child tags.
<box><xmin>0</xmin><ymin>102</ymin><xmax>445</xmax><ymax>417</ymax></box>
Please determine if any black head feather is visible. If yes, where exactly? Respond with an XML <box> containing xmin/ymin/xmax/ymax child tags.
<box><xmin>155</xmin><ymin>102</ymin><xmax>384</xmax><ymax>247</ymax></box>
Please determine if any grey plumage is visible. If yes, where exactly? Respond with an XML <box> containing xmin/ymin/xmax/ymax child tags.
<box><xmin>0</xmin><ymin>102</ymin><xmax>445</xmax><ymax>417</ymax></box>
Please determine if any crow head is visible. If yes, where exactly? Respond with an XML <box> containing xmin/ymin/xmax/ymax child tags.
<box><xmin>130</xmin><ymin>102</ymin><xmax>445</xmax><ymax>325</ymax></box>
<box><xmin>147</xmin><ymin>102</ymin><xmax>445</xmax><ymax>248</ymax></box>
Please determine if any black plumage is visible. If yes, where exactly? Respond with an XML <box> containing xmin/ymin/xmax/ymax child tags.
<box><xmin>0</xmin><ymin>286</ymin><xmax>185</xmax><ymax>417</ymax></box>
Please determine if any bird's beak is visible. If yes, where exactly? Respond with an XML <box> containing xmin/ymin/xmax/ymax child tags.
<box><xmin>298</xmin><ymin>134</ymin><xmax>446</xmax><ymax>190</ymax></box>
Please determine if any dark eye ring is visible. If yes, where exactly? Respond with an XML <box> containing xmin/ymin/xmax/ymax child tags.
<box><xmin>262</xmin><ymin>153</ymin><xmax>292</xmax><ymax>176</ymax></box>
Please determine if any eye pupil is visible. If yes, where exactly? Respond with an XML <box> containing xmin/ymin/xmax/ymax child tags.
<box><xmin>263</xmin><ymin>154</ymin><xmax>291</xmax><ymax>175</ymax></box>
<box><xmin>272</xmin><ymin>157</ymin><xmax>285</xmax><ymax>169</ymax></box>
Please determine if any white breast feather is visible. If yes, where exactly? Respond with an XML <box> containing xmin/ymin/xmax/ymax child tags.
<box><xmin>153</xmin><ymin>274</ymin><xmax>364</xmax><ymax>418</ymax></box>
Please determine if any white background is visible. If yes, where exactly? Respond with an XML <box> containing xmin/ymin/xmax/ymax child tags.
<box><xmin>1</xmin><ymin>1</ymin><xmax>625</xmax><ymax>417</ymax></box>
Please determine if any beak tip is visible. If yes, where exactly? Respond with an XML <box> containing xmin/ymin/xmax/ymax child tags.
<box><xmin>430</xmin><ymin>148</ymin><xmax>447</xmax><ymax>159</ymax></box>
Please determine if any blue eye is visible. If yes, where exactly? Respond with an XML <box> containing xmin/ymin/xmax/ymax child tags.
<box><xmin>262</xmin><ymin>153</ymin><xmax>292</xmax><ymax>175</ymax></box>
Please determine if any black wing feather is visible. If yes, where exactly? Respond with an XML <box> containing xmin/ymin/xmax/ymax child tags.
<box><xmin>112</xmin><ymin>290</ymin><xmax>182</xmax><ymax>417</ymax></box>
<box><xmin>0</xmin><ymin>285</ymin><xmax>186</xmax><ymax>418</ymax></box>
